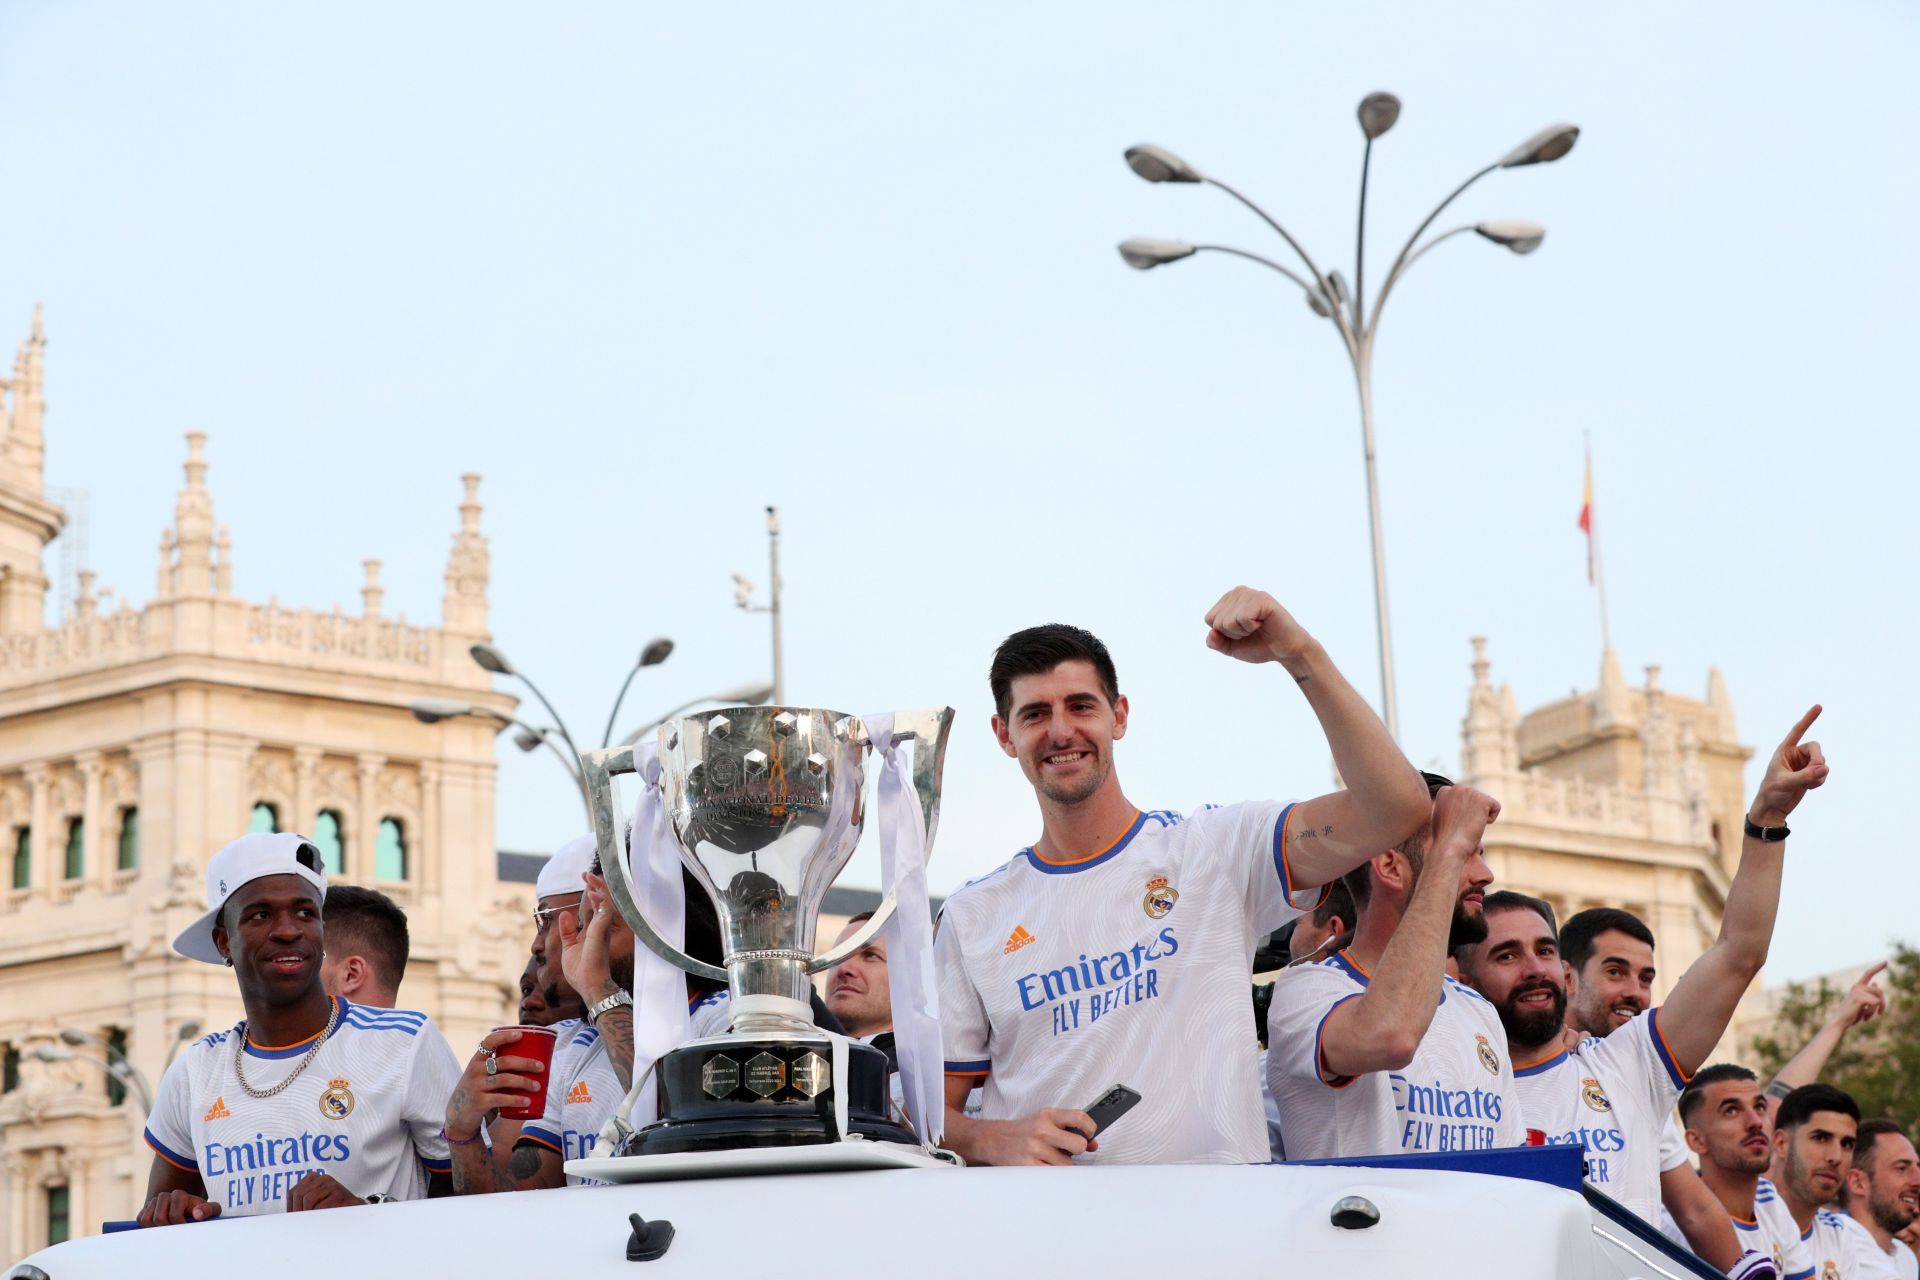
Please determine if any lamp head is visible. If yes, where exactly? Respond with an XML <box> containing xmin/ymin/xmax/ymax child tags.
<box><xmin>1357</xmin><ymin>92</ymin><xmax>1401</xmax><ymax>140</ymax></box>
<box><xmin>1118</xmin><ymin>238</ymin><xmax>1198</xmax><ymax>270</ymax></box>
<box><xmin>410</xmin><ymin>697</ymin><xmax>474</xmax><ymax>725</ymax></box>
<box><xmin>1124</xmin><ymin>144</ymin><xmax>1204</xmax><ymax>184</ymax></box>
<box><xmin>1475</xmin><ymin>219</ymin><xmax>1547</xmax><ymax>254</ymax></box>
<box><xmin>639</xmin><ymin>637</ymin><xmax>674</xmax><ymax>668</ymax></box>
<box><xmin>512</xmin><ymin>726</ymin><xmax>546</xmax><ymax>752</ymax></box>
<box><xmin>469</xmin><ymin>642</ymin><xmax>514</xmax><ymax>675</ymax></box>
<box><xmin>59</xmin><ymin>1028</ymin><xmax>90</xmax><ymax>1047</ymax></box>
<box><xmin>1499</xmin><ymin>124</ymin><xmax>1579</xmax><ymax>168</ymax></box>
<box><xmin>176</xmin><ymin>1022</ymin><xmax>201</xmax><ymax>1041</ymax></box>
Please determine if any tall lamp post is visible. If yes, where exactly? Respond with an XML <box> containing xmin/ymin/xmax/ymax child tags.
<box><xmin>733</xmin><ymin>505</ymin><xmax>784</xmax><ymax>704</ymax></box>
<box><xmin>1118</xmin><ymin>95</ymin><xmax>1578</xmax><ymax>741</ymax></box>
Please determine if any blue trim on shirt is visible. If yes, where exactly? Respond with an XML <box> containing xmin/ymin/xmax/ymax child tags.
<box><xmin>1314</xmin><ymin>991</ymin><xmax>1365</xmax><ymax>1087</ymax></box>
<box><xmin>519</xmin><ymin>1122</ymin><xmax>564</xmax><ymax>1151</ymax></box>
<box><xmin>145</xmin><ymin>1127</ymin><xmax>199</xmax><ymax>1171</ymax></box>
<box><xmin>421</xmin><ymin>1156</ymin><xmax>453</xmax><ymax>1174</ymax></box>
<box><xmin>245</xmin><ymin>997</ymin><xmax>350</xmax><ymax>1059</ymax></box>
<box><xmin>1014</xmin><ymin>810</ymin><xmax>1149</xmax><ymax>875</ymax></box>
<box><xmin>944</xmin><ymin>1058</ymin><xmax>991</xmax><ymax>1075</ymax></box>
<box><xmin>1271</xmin><ymin>802</ymin><xmax>1299</xmax><ymax>899</ymax></box>
<box><xmin>1645</xmin><ymin>1008</ymin><xmax>1689</xmax><ymax>1090</ymax></box>
<box><xmin>1514</xmin><ymin>1048</ymin><xmax>1570</xmax><ymax>1078</ymax></box>
<box><xmin>1328</xmin><ymin>950</ymin><xmax>1371</xmax><ymax>987</ymax></box>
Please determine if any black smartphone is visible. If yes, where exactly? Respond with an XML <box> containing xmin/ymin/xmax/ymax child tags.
<box><xmin>1076</xmin><ymin>1084</ymin><xmax>1142</xmax><ymax>1139</ymax></box>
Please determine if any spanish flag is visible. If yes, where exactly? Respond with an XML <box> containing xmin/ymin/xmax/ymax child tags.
<box><xmin>1578</xmin><ymin>448</ymin><xmax>1594</xmax><ymax>584</ymax></box>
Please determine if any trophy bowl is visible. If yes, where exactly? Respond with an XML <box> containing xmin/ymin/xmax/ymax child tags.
<box><xmin>580</xmin><ymin>704</ymin><xmax>952</xmax><ymax>1155</ymax></box>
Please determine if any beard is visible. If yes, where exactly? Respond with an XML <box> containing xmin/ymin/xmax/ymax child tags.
<box><xmin>1034</xmin><ymin>758</ymin><xmax>1109</xmax><ymax>806</ymax></box>
<box><xmin>1494</xmin><ymin>979</ymin><xmax>1568</xmax><ymax>1046</ymax></box>
<box><xmin>1447</xmin><ymin>901</ymin><xmax>1488</xmax><ymax>950</ymax></box>
<box><xmin>1869</xmin><ymin>1183</ymin><xmax>1920</xmax><ymax>1234</ymax></box>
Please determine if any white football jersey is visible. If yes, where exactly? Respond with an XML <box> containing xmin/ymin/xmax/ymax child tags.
<box><xmin>1735</xmin><ymin>1176</ymin><xmax>1817</xmax><ymax>1280</ymax></box>
<box><xmin>1266</xmin><ymin>950</ymin><xmax>1524</xmax><ymax>1160</ymax></box>
<box><xmin>145</xmin><ymin>997</ymin><xmax>460</xmax><ymax>1214</ymax></box>
<box><xmin>521</xmin><ymin>1022</ymin><xmax>624</xmax><ymax>1184</ymax></box>
<box><xmin>1834</xmin><ymin>1213</ymin><xmax>1920</xmax><ymax>1280</ymax></box>
<box><xmin>1805</xmin><ymin>1207</ymin><xmax>1872</xmax><ymax>1280</ymax></box>
<box><xmin>937</xmin><ymin>802</ymin><xmax>1325</xmax><ymax>1164</ymax></box>
<box><xmin>1512</xmin><ymin>1008</ymin><xmax>1688</xmax><ymax>1224</ymax></box>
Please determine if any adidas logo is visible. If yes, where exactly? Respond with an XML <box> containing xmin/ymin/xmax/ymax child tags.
<box><xmin>1003</xmin><ymin>925</ymin><xmax>1036</xmax><ymax>955</ymax></box>
<box><xmin>566</xmin><ymin>1081</ymin><xmax>593</xmax><ymax>1105</ymax></box>
<box><xmin>203</xmin><ymin>1096</ymin><xmax>231</xmax><ymax>1121</ymax></box>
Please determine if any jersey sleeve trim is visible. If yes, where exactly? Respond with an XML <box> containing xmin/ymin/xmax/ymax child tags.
<box><xmin>421</xmin><ymin>1156</ymin><xmax>453</xmax><ymax>1174</ymax></box>
<box><xmin>944</xmin><ymin>1059</ymin><xmax>991</xmax><ymax>1078</ymax></box>
<box><xmin>1646</xmin><ymin>1008</ymin><xmax>1692</xmax><ymax>1089</ymax></box>
<box><xmin>145</xmin><ymin>1128</ymin><xmax>199</xmax><ymax>1172</ymax></box>
<box><xmin>517</xmin><ymin>1125</ymin><xmax>565</xmax><ymax>1153</ymax></box>
<box><xmin>1273</xmin><ymin>802</ymin><xmax>1334</xmax><ymax>912</ymax></box>
<box><xmin>1784</xmin><ymin>1270</ymin><xmax>1815</xmax><ymax>1280</ymax></box>
<box><xmin>1314</xmin><ymin>992</ymin><xmax>1365</xmax><ymax>1088</ymax></box>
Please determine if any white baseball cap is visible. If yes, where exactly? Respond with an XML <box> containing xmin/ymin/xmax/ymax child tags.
<box><xmin>173</xmin><ymin>831</ymin><xmax>329</xmax><ymax>964</ymax></box>
<box><xmin>535</xmin><ymin>832</ymin><xmax>598</xmax><ymax>900</ymax></box>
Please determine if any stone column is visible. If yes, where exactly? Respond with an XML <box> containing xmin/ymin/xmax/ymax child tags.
<box><xmin>77</xmin><ymin>751</ymin><xmax>103</xmax><ymax>890</ymax></box>
<box><xmin>355</xmin><ymin>754</ymin><xmax>385</xmax><ymax>883</ymax></box>
<box><xmin>419</xmin><ymin>761</ymin><xmax>442</xmax><ymax>894</ymax></box>
<box><xmin>24</xmin><ymin>764</ymin><xmax>49</xmax><ymax>896</ymax></box>
<box><xmin>292</xmin><ymin>747</ymin><xmax>321</xmax><ymax>841</ymax></box>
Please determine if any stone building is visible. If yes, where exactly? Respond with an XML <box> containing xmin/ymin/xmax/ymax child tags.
<box><xmin>1459</xmin><ymin>636</ymin><xmax>1753</xmax><ymax>1006</ymax></box>
<box><xmin>0</xmin><ymin>307</ymin><xmax>533</xmax><ymax>1256</ymax></box>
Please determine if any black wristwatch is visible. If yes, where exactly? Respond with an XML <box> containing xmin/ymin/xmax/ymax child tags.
<box><xmin>1744</xmin><ymin>816</ymin><xmax>1790</xmax><ymax>842</ymax></box>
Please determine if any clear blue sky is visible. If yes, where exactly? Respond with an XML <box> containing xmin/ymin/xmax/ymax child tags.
<box><xmin>2</xmin><ymin>2</ymin><xmax>1912</xmax><ymax>983</ymax></box>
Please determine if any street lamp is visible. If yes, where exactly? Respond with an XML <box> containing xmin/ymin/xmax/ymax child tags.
<box><xmin>33</xmin><ymin>1041</ymin><xmax>153</xmax><ymax>1115</ymax></box>
<box><xmin>733</xmin><ymin>507</ymin><xmax>785</xmax><ymax>704</ymax></box>
<box><xmin>618</xmin><ymin>681</ymin><xmax>777</xmax><ymax>748</ymax></box>
<box><xmin>410</xmin><ymin>697</ymin><xmax>590</xmax><ymax>815</ymax></box>
<box><xmin>1118</xmin><ymin>95</ymin><xmax>1578</xmax><ymax>740</ymax></box>
<box><xmin>600</xmin><ymin>638</ymin><xmax>675</xmax><ymax>749</ymax></box>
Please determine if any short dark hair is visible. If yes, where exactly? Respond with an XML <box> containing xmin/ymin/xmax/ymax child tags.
<box><xmin>1341</xmin><ymin>772</ymin><xmax>1452</xmax><ymax>911</ymax></box>
<box><xmin>844</xmin><ymin>910</ymin><xmax>875</xmax><ymax>928</ymax></box>
<box><xmin>989</xmin><ymin>624</ymin><xmax>1119</xmax><ymax>719</ymax></box>
<box><xmin>1852</xmin><ymin>1119</ymin><xmax>1910</xmax><ymax>1173</ymax></box>
<box><xmin>1776</xmin><ymin>1083</ymin><xmax>1861</xmax><ymax>1132</ymax></box>
<box><xmin>323</xmin><ymin>885</ymin><xmax>410</xmax><ymax>989</ymax></box>
<box><xmin>1678</xmin><ymin>1062</ymin><xmax>1758</xmax><ymax>1128</ymax></box>
<box><xmin>1560</xmin><ymin>907</ymin><xmax>1655</xmax><ymax>973</ymax></box>
<box><xmin>1311</xmin><ymin>880</ymin><xmax>1355</xmax><ymax>931</ymax></box>
<box><xmin>1482</xmin><ymin>890</ymin><xmax>1558</xmax><ymax>937</ymax></box>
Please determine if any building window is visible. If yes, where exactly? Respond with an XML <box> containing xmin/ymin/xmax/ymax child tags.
<box><xmin>106</xmin><ymin>1027</ymin><xmax>129</xmax><ymax>1107</ymax></box>
<box><xmin>2</xmin><ymin>1042</ymin><xmax>18</xmax><ymax>1092</ymax></box>
<box><xmin>313</xmin><ymin>810</ymin><xmax>345</xmax><ymax>875</ymax></box>
<box><xmin>46</xmin><ymin>1183</ymin><xmax>70</xmax><ymax>1246</ymax></box>
<box><xmin>249</xmin><ymin>802</ymin><xmax>279</xmax><ymax>834</ymax></box>
<box><xmin>64</xmin><ymin>818</ymin><xmax>84</xmax><ymax>880</ymax></box>
<box><xmin>118</xmin><ymin>807</ymin><xmax>139</xmax><ymax>871</ymax></box>
<box><xmin>10</xmin><ymin>826</ymin><xmax>28</xmax><ymax>890</ymax></box>
<box><xmin>375</xmin><ymin>817</ymin><xmax>407</xmax><ymax>881</ymax></box>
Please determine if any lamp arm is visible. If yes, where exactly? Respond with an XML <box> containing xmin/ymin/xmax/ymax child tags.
<box><xmin>1370</xmin><ymin>162</ymin><xmax>1498</xmax><ymax>340</ymax></box>
<box><xmin>601</xmin><ymin>663</ymin><xmax>643</xmax><ymax>749</ymax></box>
<box><xmin>1204</xmin><ymin>175</ymin><xmax>1334</xmax><ymax>299</ymax></box>
<box><xmin>1354</xmin><ymin>135</ymin><xmax>1374</xmax><ymax>332</ymax></box>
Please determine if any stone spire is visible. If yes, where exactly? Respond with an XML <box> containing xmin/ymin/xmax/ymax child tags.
<box><xmin>361</xmin><ymin>559</ymin><xmax>384</xmax><ymax>617</ymax></box>
<box><xmin>1640</xmin><ymin>664</ymin><xmax>1678</xmax><ymax>795</ymax></box>
<box><xmin>441</xmin><ymin>474</ymin><xmax>490</xmax><ymax>635</ymax></box>
<box><xmin>1704</xmin><ymin>666</ymin><xmax>1736</xmax><ymax>741</ymax></box>
<box><xmin>169</xmin><ymin>432</ymin><xmax>217</xmax><ymax>596</ymax></box>
<box><xmin>215</xmin><ymin>525</ymin><xmax>233</xmax><ymax>595</ymax></box>
<box><xmin>1593</xmin><ymin>646</ymin><xmax>1631</xmax><ymax>730</ymax></box>
<box><xmin>2</xmin><ymin>303</ymin><xmax>48</xmax><ymax>493</ymax></box>
<box><xmin>1460</xmin><ymin>636</ymin><xmax>1520</xmax><ymax>781</ymax></box>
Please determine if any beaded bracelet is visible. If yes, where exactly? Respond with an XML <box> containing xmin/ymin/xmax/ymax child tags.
<box><xmin>442</xmin><ymin>1127</ymin><xmax>481</xmax><ymax>1147</ymax></box>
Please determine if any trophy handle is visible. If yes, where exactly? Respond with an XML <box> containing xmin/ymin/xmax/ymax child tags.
<box><xmin>806</xmin><ymin>706</ymin><xmax>954</xmax><ymax>974</ymax></box>
<box><xmin>579</xmin><ymin>744</ymin><xmax>729</xmax><ymax>984</ymax></box>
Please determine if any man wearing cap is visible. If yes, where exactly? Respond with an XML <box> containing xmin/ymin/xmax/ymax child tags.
<box><xmin>138</xmin><ymin>833</ymin><xmax>463</xmax><ymax>1224</ymax></box>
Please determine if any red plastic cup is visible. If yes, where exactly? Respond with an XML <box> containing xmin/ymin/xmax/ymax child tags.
<box><xmin>493</xmin><ymin>1025</ymin><xmax>558</xmax><ymax>1120</ymax></box>
<box><xmin>1525</xmin><ymin>1128</ymin><xmax>1548</xmax><ymax>1147</ymax></box>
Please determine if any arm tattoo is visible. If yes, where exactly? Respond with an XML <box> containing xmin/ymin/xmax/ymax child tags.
<box><xmin>1294</xmin><ymin>672</ymin><xmax>1310</xmax><ymax>685</ymax></box>
<box><xmin>506</xmin><ymin>1143</ymin><xmax>546</xmax><ymax>1184</ymax></box>
<box><xmin>598</xmin><ymin>1007</ymin><xmax>636</xmax><ymax>1089</ymax></box>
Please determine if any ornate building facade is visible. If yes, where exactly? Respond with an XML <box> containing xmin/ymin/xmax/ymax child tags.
<box><xmin>0</xmin><ymin>307</ymin><xmax>533</xmax><ymax>1256</ymax></box>
<box><xmin>1459</xmin><ymin>637</ymin><xmax>1752</xmax><ymax>1007</ymax></box>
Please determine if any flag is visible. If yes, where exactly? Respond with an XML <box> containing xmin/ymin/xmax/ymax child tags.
<box><xmin>1578</xmin><ymin>449</ymin><xmax>1594</xmax><ymax>584</ymax></box>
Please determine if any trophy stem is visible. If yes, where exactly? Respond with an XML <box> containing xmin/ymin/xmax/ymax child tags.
<box><xmin>725</xmin><ymin>955</ymin><xmax>814</xmax><ymax>1032</ymax></box>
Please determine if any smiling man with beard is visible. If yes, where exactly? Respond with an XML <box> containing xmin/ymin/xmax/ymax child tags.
<box><xmin>1842</xmin><ymin>1121</ymin><xmax>1920</xmax><ymax>1280</ymax></box>
<box><xmin>1265</xmin><ymin>770</ymin><xmax>1517</xmax><ymax>1160</ymax></box>
<box><xmin>937</xmin><ymin>589</ymin><xmax>1432</xmax><ymax>1166</ymax></box>
<box><xmin>138</xmin><ymin>833</ymin><xmax>460</xmax><ymax>1225</ymax></box>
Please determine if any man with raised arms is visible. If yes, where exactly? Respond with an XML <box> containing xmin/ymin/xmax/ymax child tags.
<box><xmin>936</xmin><ymin>588</ymin><xmax>1431</xmax><ymax>1165</ymax></box>
<box><xmin>1453</xmin><ymin>704</ymin><xmax>1826</xmax><ymax>1260</ymax></box>
<box><xmin>139</xmin><ymin>833</ymin><xmax>460</xmax><ymax>1224</ymax></box>
<box><xmin>1265</xmin><ymin>770</ymin><xmax>1517</xmax><ymax>1159</ymax></box>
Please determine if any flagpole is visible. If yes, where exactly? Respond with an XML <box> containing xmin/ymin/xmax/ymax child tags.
<box><xmin>1585</xmin><ymin>432</ymin><xmax>1612</xmax><ymax>653</ymax></box>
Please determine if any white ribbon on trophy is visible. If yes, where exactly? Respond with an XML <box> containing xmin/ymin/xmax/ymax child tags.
<box><xmin>860</xmin><ymin>712</ymin><xmax>945</xmax><ymax>1148</ymax></box>
<box><xmin>621</xmin><ymin>739</ymin><xmax>690</xmax><ymax>1129</ymax></box>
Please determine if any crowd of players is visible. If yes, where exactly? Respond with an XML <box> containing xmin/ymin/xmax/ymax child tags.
<box><xmin>127</xmin><ymin>587</ymin><xmax>1916</xmax><ymax>1280</ymax></box>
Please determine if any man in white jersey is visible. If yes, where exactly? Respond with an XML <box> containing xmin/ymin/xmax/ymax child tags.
<box><xmin>1266</xmin><ymin>772</ymin><xmax>1519</xmax><ymax>1159</ymax></box>
<box><xmin>1842</xmin><ymin>1121</ymin><xmax>1920</xmax><ymax>1280</ymax></box>
<box><xmin>138</xmin><ymin>833</ymin><xmax>460</xmax><ymax>1224</ymax></box>
<box><xmin>1684</xmin><ymin>1064</ymin><xmax>1819</xmax><ymax>1280</ymax></box>
<box><xmin>1772</xmin><ymin>1085</ymin><xmax>1863</xmax><ymax>1280</ymax></box>
<box><xmin>938</xmin><ymin>589</ymin><xmax>1432</xmax><ymax>1165</ymax></box>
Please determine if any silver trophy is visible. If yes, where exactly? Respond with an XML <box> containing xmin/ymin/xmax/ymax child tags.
<box><xmin>580</xmin><ymin>705</ymin><xmax>952</xmax><ymax>1154</ymax></box>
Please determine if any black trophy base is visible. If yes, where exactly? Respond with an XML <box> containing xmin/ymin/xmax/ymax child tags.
<box><xmin>621</xmin><ymin>1037</ymin><xmax>916</xmax><ymax>1156</ymax></box>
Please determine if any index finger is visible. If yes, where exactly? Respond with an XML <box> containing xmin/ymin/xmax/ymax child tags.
<box><xmin>1782</xmin><ymin>704</ymin><xmax>1822</xmax><ymax>748</ymax></box>
<box><xmin>480</xmin><ymin>1028</ymin><xmax>525</xmax><ymax>1050</ymax></box>
<box><xmin>1857</xmin><ymin>960</ymin><xmax>1889</xmax><ymax>985</ymax></box>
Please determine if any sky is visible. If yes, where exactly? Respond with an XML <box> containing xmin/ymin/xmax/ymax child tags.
<box><xmin>1</xmin><ymin>2</ymin><xmax>1912</xmax><ymax>984</ymax></box>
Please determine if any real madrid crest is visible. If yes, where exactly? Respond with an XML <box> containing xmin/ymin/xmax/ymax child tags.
<box><xmin>319</xmin><ymin>1077</ymin><xmax>355</xmax><ymax>1121</ymax></box>
<box><xmin>1474</xmin><ymin>1034</ymin><xmax>1499</xmax><ymax>1075</ymax></box>
<box><xmin>1581</xmin><ymin>1076</ymin><xmax>1612</xmax><ymax>1113</ymax></box>
<box><xmin>1143</xmin><ymin>875</ymin><xmax>1178</xmax><ymax>919</ymax></box>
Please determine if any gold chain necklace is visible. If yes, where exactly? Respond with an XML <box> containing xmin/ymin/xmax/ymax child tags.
<box><xmin>232</xmin><ymin>998</ymin><xmax>339</xmax><ymax>1100</ymax></box>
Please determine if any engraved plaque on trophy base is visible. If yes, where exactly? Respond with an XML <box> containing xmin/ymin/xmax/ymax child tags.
<box><xmin>622</xmin><ymin>1037</ymin><xmax>916</xmax><ymax>1155</ymax></box>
